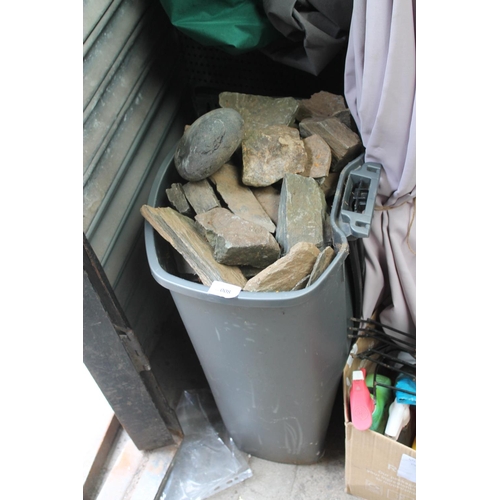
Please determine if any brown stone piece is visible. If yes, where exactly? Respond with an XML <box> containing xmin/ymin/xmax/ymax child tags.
<box><xmin>252</xmin><ymin>185</ymin><xmax>280</xmax><ymax>226</ymax></box>
<box><xmin>299</xmin><ymin>117</ymin><xmax>362</xmax><ymax>172</ymax></box>
<box><xmin>302</xmin><ymin>134</ymin><xmax>332</xmax><ymax>178</ymax></box>
<box><xmin>195</xmin><ymin>208</ymin><xmax>280</xmax><ymax>268</ymax></box>
<box><xmin>296</xmin><ymin>91</ymin><xmax>347</xmax><ymax>121</ymax></box>
<box><xmin>243</xmin><ymin>242</ymin><xmax>320</xmax><ymax>292</ymax></box>
<box><xmin>140</xmin><ymin>205</ymin><xmax>247</xmax><ymax>288</ymax></box>
<box><xmin>182</xmin><ymin>179</ymin><xmax>221</xmax><ymax>214</ymax></box>
<box><xmin>306</xmin><ymin>246</ymin><xmax>335</xmax><ymax>287</ymax></box>
<box><xmin>209</xmin><ymin>163</ymin><xmax>276</xmax><ymax>233</ymax></box>
<box><xmin>219</xmin><ymin>92</ymin><xmax>299</xmax><ymax>138</ymax></box>
<box><xmin>291</xmin><ymin>274</ymin><xmax>311</xmax><ymax>291</ymax></box>
<box><xmin>242</xmin><ymin>125</ymin><xmax>308</xmax><ymax>187</ymax></box>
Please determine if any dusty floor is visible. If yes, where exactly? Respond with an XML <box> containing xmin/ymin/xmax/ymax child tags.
<box><xmin>84</xmin><ymin>362</ymin><xmax>360</xmax><ymax>500</ymax></box>
<box><xmin>209</xmin><ymin>392</ymin><xmax>359</xmax><ymax>500</ymax></box>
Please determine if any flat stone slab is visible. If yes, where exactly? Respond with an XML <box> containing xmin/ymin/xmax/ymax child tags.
<box><xmin>299</xmin><ymin>117</ymin><xmax>362</xmax><ymax>172</ymax></box>
<box><xmin>331</xmin><ymin>108</ymin><xmax>357</xmax><ymax>131</ymax></box>
<box><xmin>307</xmin><ymin>246</ymin><xmax>335</xmax><ymax>286</ymax></box>
<box><xmin>219</xmin><ymin>92</ymin><xmax>299</xmax><ymax>138</ymax></box>
<box><xmin>252</xmin><ymin>185</ymin><xmax>280</xmax><ymax>226</ymax></box>
<box><xmin>240</xmin><ymin>265</ymin><xmax>267</xmax><ymax>279</ymax></box>
<box><xmin>209</xmin><ymin>163</ymin><xmax>276</xmax><ymax>233</ymax></box>
<box><xmin>166</xmin><ymin>183</ymin><xmax>194</xmax><ymax>217</ymax></box>
<box><xmin>291</xmin><ymin>274</ymin><xmax>311</xmax><ymax>291</ymax></box>
<box><xmin>276</xmin><ymin>173</ymin><xmax>326</xmax><ymax>254</ymax></box>
<box><xmin>302</xmin><ymin>134</ymin><xmax>332</xmax><ymax>178</ymax></box>
<box><xmin>174</xmin><ymin>107</ymin><xmax>244</xmax><ymax>181</ymax></box>
<box><xmin>317</xmin><ymin>171</ymin><xmax>340</xmax><ymax>198</ymax></box>
<box><xmin>243</xmin><ymin>242</ymin><xmax>320</xmax><ymax>292</ymax></box>
<box><xmin>195</xmin><ymin>208</ymin><xmax>280</xmax><ymax>268</ymax></box>
<box><xmin>140</xmin><ymin>205</ymin><xmax>247</xmax><ymax>288</ymax></box>
<box><xmin>242</xmin><ymin>125</ymin><xmax>308</xmax><ymax>187</ymax></box>
<box><xmin>182</xmin><ymin>179</ymin><xmax>220</xmax><ymax>214</ymax></box>
<box><xmin>296</xmin><ymin>91</ymin><xmax>347</xmax><ymax>121</ymax></box>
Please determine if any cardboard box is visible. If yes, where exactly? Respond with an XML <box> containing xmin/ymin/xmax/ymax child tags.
<box><xmin>343</xmin><ymin>338</ymin><xmax>416</xmax><ymax>500</ymax></box>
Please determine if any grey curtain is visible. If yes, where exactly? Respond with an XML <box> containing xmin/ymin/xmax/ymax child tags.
<box><xmin>344</xmin><ymin>0</ymin><xmax>416</xmax><ymax>340</ymax></box>
<box><xmin>261</xmin><ymin>0</ymin><xmax>353</xmax><ymax>75</ymax></box>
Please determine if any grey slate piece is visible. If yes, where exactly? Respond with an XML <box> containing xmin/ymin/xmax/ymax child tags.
<box><xmin>195</xmin><ymin>207</ymin><xmax>280</xmax><ymax>268</ymax></box>
<box><xmin>182</xmin><ymin>179</ymin><xmax>221</xmax><ymax>215</ymax></box>
<box><xmin>331</xmin><ymin>109</ymin><xmax>357</xmax><ymax>131</ymax></box>
<box><xmin>276</xmin><ymin>174</ymin><xmax>327</xmax><ymax>254</ymax></box>
<box><xmin>166</xmin><ymin>183</ymin><xmax>194</xmax><ymax>216</ymax></box>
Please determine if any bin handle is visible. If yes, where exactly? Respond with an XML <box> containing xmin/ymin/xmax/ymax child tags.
<box><xmin>338</xmin><ymin>161</ymin><xmax>381</xmax><ymax>239</ymax></box>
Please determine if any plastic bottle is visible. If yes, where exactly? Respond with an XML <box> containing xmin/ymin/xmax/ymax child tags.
<box><xmin>384</xmin><ymin>400</ymin><xmax>410</xmax><ymax>440</ymax></box>
<box><xmin>350</xmin><ymin>368</ymin><xmax>374</xmax><ymax>431</ymax></box>
<box><xmin>365</xmin><ymin>373</ymin><xmax>392</xmax><ymax>434</ymax></box>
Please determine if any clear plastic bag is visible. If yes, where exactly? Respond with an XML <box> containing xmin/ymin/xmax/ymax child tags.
<box><xmin>156</xmin><ymin>389</ymin><xmax>252</xmax><ymax>500</ymax></box>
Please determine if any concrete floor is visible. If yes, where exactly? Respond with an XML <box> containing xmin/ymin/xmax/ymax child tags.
<box><xmin>209</xmin><ymin>392</ymin><xmax>359</xmax><ymax>500</ymax></box>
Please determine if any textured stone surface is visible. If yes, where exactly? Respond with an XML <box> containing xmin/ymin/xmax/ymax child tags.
<box><xmin>140</xmin><ymin>205</ymin><xmax>247</xmax><ymax>288</ymax></box>
<box><xmin>307</xmin><ymin>246</ymin><xmax>335</xmax><ymax>286</ymax></box>
<box><xmin>195</xmin><ymin>208</ymin><xmax>280</xmax><ymax>267</ymax></box>
<box><xmin>276</xmin><ymin>174</ymin><xmax>327</xmax><ymax>254</ymax></box>
<box><xmin>302</xmin><ymin>134</ymin><xmax>332</xmax><ymax>178</ymax></box>
<box><xmin>242</xmin><ymin>126</ymin><xmax>308</xmax><ymax>187</ymax></box>
<box><xmin>182</xmin><ymin>179</ymin><xmax>220</xmax><ymax>214</ymax></box>
<box><xmin>219</xmin><ymin>92</ymin><xmax>298</xmax><ymax>138</ymax></box>
<box><xmin>243</xmin><ymin>242</ymin><xmax>320</xmax><ymax>292</ymax></box>
<box><xmin>166</xmin><ymin>183</ymin><xmax>193</xmax><ymax>216</ymax></box>
<box><xmin>317</xmin><ymin>171</ymin><xmax>340</xmax><ymax>198</ymax></box>
<box><xmin>296</xmin><ymin>91</ymin><xmax>347</xmax><ymax>121</ymax></box>
<box><xmin>240</xmin><ymin>265</ymin><xmax>267</xmax><ymax>279</ymax></box>
<box><xmin>252</xmin><ymin>185</ymin><xmax>280</xmax><ymax>226</ymax></box>
<box><xmin>332</xmin><ymin>108</ymin><xmax>357</xmax><ymax>131</ymax></box>
<box><xmin>209</xmin><ymin>163</ymin><xmax>276</xmax><ymax>233</ymax></box>
<box><xmin>299</xmin><ymin>118</ymin><xmax>362</xmax><ymax>172</ymax></box>
<box><xmin>291</xmin><ymin>274</ymin><xmax>311</xmax><ymax>291</ymax></box>
<box><xmin>174</xmin><ymin>108</ymin><xmax>244</xmax><ymax>181</ymax></box>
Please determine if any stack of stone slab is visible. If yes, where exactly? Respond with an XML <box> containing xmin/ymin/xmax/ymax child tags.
<box><xmin>141</xmin><ymin>91</ymin><xmax>362</xmax><ymax>292</ymax></box>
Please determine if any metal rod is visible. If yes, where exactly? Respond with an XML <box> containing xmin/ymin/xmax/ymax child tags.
<box><xmin>355</xmin><ymin>353</ymin><xmax>414</xmax><ymax>377</ymax></box>
<box><xmin>348</xmin><ymin>331</ymin><xmax>416</xmax><ymax>351</ymax></box>
<box><xmin>351</xmin><ymin>317</ymin><xmax>416</xmax><ymax>340</ymax></box>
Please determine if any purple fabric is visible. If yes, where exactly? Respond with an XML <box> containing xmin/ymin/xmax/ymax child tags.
<box><xmin>344</xmin><ymin>0</ymin><xmax>416</xmax><ymax>339</ymax></box>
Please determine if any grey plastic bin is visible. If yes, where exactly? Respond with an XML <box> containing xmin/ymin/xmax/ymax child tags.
<box><xmin>144</xmin><ymin>148</ymin><xmax>380</xmax><ymax>464</ymax></box>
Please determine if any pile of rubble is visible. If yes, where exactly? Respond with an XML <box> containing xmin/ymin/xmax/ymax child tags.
<box><xmin>141</xmin><ymin>91</ymin><xmax>362</xmax><ymax>292</ymax></box>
